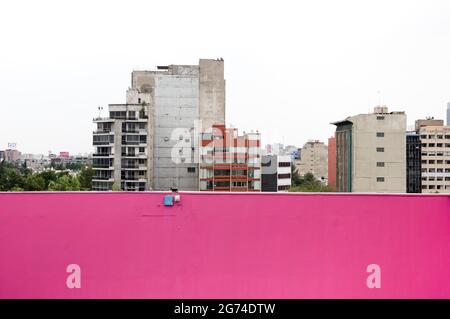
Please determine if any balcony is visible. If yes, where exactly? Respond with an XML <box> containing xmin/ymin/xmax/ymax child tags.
<box><xmin>93</xmin><ymin>130</ymin><xmax>112</xmax><ymax>134</ymax></box>
<box><xmin>93</xmin><ymin>153</ymin><xmax>113</xmax><ymax>157</ymax></box>
<box><xmin>92</xmin><ymin>176</ymin><xmax>113</xmax><ymax>181</ymax></box>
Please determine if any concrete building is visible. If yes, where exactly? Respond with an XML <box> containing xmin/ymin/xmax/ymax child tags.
<box><xmin>261</xmin><ymin>155</ymin><xmax>292</xmax><ymax>192</ymax></box>
<box><xmin>199</xmin><ymin>124</ymin><xmax>261</xmax><ymax>192</ymax></box>
<box><xmin>327</xmin><ymin>136</ymin><xmax>336</xmax><ymax>191</ymax></box>
<box><xmin>93</xmin><ymin>59</ymin><xmax>225</xmax><ymax>191</ymax></box>
<box><xmin>418</xmin><ymin>124</ymin><xmax>450</xmax><ymax>193</ymax></box>
<box><xmin>332</xmin><ymin>106</ymin><xmax>407</xmax><ymax>193</ymax></box>
<box><xmin>296</xmin><ymin>140</ymin><xmax>328</xmax><ymax>183</ymax></box>
<box><xmin>406</xmin><ymin>132</ymin><xmax>422</xmax><ymax>193</ymax></box>
<box><xmin>415</xmin><ymin>117</ymin><xmax>444</xmax><ymax>132</ymax></box>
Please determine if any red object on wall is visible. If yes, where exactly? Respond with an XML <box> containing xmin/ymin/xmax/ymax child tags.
<box><xmin>328</xmin><ymin>136</ymin><xmax>336</xmax><ymax>191</ymax></box>
<box><xmin>1</xmin><ymin>192</ymin><xmax>450</xmax><ymax>298</ymax></box>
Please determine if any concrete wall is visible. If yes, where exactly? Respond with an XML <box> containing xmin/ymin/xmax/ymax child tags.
<box><xmin>153</xmin><ymin>75</ymin><xmax>199</xmax><ymax>191</ymax></box>
<box><xmin>1</xmin><ymin>192</ymin><xmax>449</xmax><ymax>298</ymax></box>
<box><xmin>199</xmin><ymin>59</ymin><xmax>226</xmax><ymax>131</ymax></box>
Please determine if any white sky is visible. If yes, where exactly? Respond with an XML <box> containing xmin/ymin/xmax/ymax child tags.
<box><xmin>1</xmin><ymin>0</ymin><xmax>450</xmax><ymax>154</ymax></box>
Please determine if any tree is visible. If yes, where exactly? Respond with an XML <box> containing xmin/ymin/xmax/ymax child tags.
<box><xmin>23</xmin><ymin>173</ymin><xmax>46</xmax><ymax>191</ymax></box>
<box><xmin>78</xmin><ymin>166</ymin><xmax>93</xmax><ymax>190</ymax></box>
<box><xmin>0</xmin><ymin>161</ymin><xmax>24</xmax><ymax>191</ymax></box>
<box><xmin>48</xmin><ymin>174</ymin><xmax>81</xmax><ymax>191</ymax></box>
<box><xmin>112</xmin><ymin>183</ymin><xmax>121</xmax><ymax>191</ymax></box>
<box><xmin>38</xmin><ymin>170</ymin><xmax>58</xmax><ymax>190</ymax></box>
<box><xmin>289</xmin><ymin>172</ymin><xmax>333</xmax><ymax>192</ymax></box>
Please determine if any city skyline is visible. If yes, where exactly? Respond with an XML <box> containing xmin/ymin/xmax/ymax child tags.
<box><xmin>2</xmin><ymin>0</ymin><xmax>450</xmax><ymax>154</ymax></box>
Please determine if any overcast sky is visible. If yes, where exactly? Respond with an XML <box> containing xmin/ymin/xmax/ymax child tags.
<box><xmin>1</xmin><ymin>0</ymin><xmax>450</xmax><ymax>154</ymax></box>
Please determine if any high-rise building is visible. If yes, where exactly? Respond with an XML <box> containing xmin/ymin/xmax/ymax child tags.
<box><xmin>92</xmin><ymin>59</ymin><xmax>225</xmax><ymax>191</ymax></box>
<box><xmin>418</xmin><ymin>123</ymin><xmax>450</xmax><ymax>193</ymax></box>
<box><xmin>296</xmin><ymin>140</ymin><xmax>328</xmax><ymax>183</ymax></box>
<box><xmin>199</xmin><ymin>124</ymin><xmax>261</xmax><ymax>192</ymax></box>
<box><xmin>406</xmin><ymin>132</ymin><xmax>422</xmax><ymax>193</ymax></box>
<box><xmin>327</xmin><ymin>135</ymin><xmax>336</xmax><ymax>191</ymax></box>
<box><xmin>261</xmin><ymin>155</ymin><xmax>292</xmax><ymax>192</ymax></box>
<box><xmin>332</xmin><ymin>106</ymin><xmax>406</xmax><ymax>193</ymax></box>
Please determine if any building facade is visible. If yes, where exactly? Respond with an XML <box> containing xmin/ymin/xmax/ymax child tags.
<box><xmin>406</xmin><ymin>132</ymin><xmax>422</xmax><ymax>193</ymax></box>
<box><xmin>0</xmin><ymin>149</ymin><xmax>21</xmax><ymax>162</ymax></box>
<box><xmin>332</xmin><ymin>106</ymin><xmax>407</xmax><ymax>193</ymax></box>
<box><xmin>296</xmin><ymin>140</ymin><xmax>328</xmax><ymax>183</ymax></box>
<box><xmin>261</xmin><ymin>155</ymin><xmax>292</xmax><ymax>192</ymax></box>
<box><xmin>199</xmin><ymin>124</ymin><xmax>261</xmax><ymax>192</ymax></box>
<box><xmin>447</xmin><ymin>102</ymin><xmax>450</xmax><ymax>126</ymax></box>
<box><xmin>93</xmin><ymin>59</ymin><xmax>225</xmax><ymax>191</ymax></box>
<box><xmin>327</xmin><ymin>136</ymin><xmax>336</xmax><ymax>191</ymax></box>
<box><xmin>419</xmin><ymin>124</ymin><xmax>450</xmax><ymax>193</ymax></box>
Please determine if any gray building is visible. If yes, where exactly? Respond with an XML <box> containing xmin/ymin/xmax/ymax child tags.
<box><xmin>93</xmin><ymin>58</ymin><xmax>225</xmax><ymax>191</ymax></box>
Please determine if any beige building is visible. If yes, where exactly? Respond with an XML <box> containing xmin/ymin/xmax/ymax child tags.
<box><xmin>332</xmin><ymin>106</ymin><xmax>406</xmax><ymax>193</ymax></box>
<box><xmin>419</xmin><ymin>124</ymin><xmax>450</xmax><ymax>193</ymax></box>
<box><xmin>296</xmin><ymin>140</ymin><xmax>328</xmax><ymax>183</ymax></box>
<box><xmin>415</xmin><ymin>118</ymin><xmax>444</xmax><ymax>132</ymax></box>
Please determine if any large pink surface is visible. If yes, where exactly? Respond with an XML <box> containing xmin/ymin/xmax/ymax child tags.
<box><xmin>0</xmin><ymin>192</ymin><xmax>449</xmax><ymax>298</ymax></box>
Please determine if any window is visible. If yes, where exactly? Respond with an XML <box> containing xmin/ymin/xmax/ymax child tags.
<box><xmin>278</xmin><ymin>173</ymin><xmax>291</xmax><ymax>179</ymax></box>
<box><xmin>139</xmin><ymin>147</ymin><xmax>145</xmax><ymax>153</ymax></box>
<box><xmin>421</xmin><ymin>135</ymin><xmax>427</xmax><ymax>139</ymax></box>
<box><xmin>376</xmin><ymin>116</ymin><xmax>385</xmax><ymax>120</ymax></box>
<box><xmin>376</xmin><ymin>132</ymin><xmax>385</xmax><ymax>137</ymax></box>
<box><xmin>278</xmin><ymin>162</ymin><xmax>291</xmax><ymax>167</ymax></box>
<box><xmin>376</xmin><ymin>147</ymin><xmax>385</xmax><ymax>152</ymax></box>
<box><xmin>376</xmin><ymin>162</ymin><xmax>385</xmax><ymax>167</ymax></box>
<box><xmin>187</xmin><ymin>167</ymin><xmax>196</xmax><ymax>173</ymax></box>
<box><xmin>376</xmin><ymin>177</ymin><xmax>385</xmax><ymax>182</ymax></box>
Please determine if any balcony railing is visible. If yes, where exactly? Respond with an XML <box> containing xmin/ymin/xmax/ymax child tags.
<box><xmin>93</xmin><ymin>176</ymin><xmax>113</xmax><ymax>180</ymax></box>
<box><xmin>93</xmin><ymin>153</ymin><xmax>113</xmax><ymax>157</ymax></box>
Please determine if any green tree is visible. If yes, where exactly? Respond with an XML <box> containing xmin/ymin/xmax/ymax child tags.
<box><xmin>38</xmin><ymin>170</ymin><xmax>58</xmax><ymax>190</ymax></box>
<box><xmin>78</xmin><ymin>166</ymin><xmax>93</xmax><ymax>190</ymax></box>
<box><xmin>112</xmin><ymin>182</ymin><xmax>121</xmax><ymax>191</ymax></box>
<box><xmin>0</xmin><ymin>161</ymin><xmax>24</xmax><ymax>191</ymax></box>
<box><xmin>289</xmin><ymin>172</ymin><xmax>332</xmax><ymax>192</ymax></box>
<box><xmin>48</xmin><ymin>174</ymin><xmax>81</xmax><ymax>191</ymax></box>
<box><xmin>23</xmin><ymin>173</ymin><xmax>46</xmax><ymax>191</ymax></box>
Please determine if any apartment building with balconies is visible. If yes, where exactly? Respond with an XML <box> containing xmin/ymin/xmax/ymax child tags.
<box><xmin>199</xmin><ymin>124</ymin><xmax>261</xmax><ymax>192</ymax></box>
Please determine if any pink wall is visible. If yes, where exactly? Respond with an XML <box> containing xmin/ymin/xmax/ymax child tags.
<box><xmin>0</xmin><ymin>192</ymin><xmax>449</xmax><ymax>299</ymax></box>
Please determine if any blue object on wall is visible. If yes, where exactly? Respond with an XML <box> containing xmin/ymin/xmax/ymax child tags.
<box><xmin>164</xmin><ymin>195</ymin><xmax>174</xmax><ymax>206</ymax></box>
